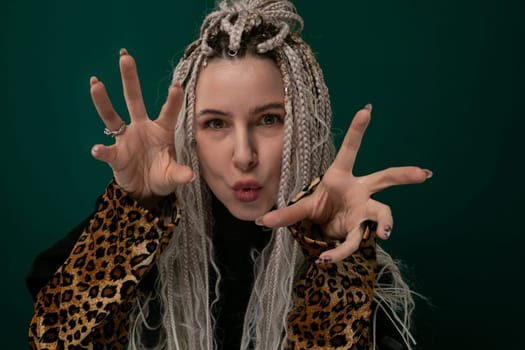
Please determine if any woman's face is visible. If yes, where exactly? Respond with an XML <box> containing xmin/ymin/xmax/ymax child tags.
<box><xmin>194</xmin><ymin>56</ymin><xmax>285</xmax><ymax>221</ymax></box>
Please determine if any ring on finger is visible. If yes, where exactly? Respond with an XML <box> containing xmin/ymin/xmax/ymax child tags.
<box><xmin>104</xmin><ymin>122</ymin><xmax>126</xmax><ymax>138</ymax></box>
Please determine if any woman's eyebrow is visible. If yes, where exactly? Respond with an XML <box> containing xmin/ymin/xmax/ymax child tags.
<box><xmin>196</xmin><ymin>108</ymin><xmax>231</xmax><ymax>118</ymax></box>
<box><xmin>196</xmin><ymin>102</ymin><xmax>285</xmax><ymax>118</ymax></box>
<box><xmin>252</xmin><ymin>102</ymin><xmax>285</xmax><ymax>114</ymax></box>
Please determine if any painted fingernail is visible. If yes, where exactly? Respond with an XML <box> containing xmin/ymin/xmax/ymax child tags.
<box><xmin>423</xmin><ymin>169</ymin><xmax>433</xmax><ymax>179</ymax></box>
<box><xmin>255</xmin><ymin>217</ymin><xmax>264</xmax><ymax>226</ymax></box>
<box><xmin>315</xmin><ymin>256</ymin><xmax>332</xmax><ymax>264</ymax></box>
<box><xmin>384</xmin><ymin>225</ymin><xmax>392</xmax><ymax>239</ymax></box>
<box><xmin>364</xmin><ymin>103</ymin><xmax>373</xmax><ymax>112</ymax></box>
<box><xmin>119</xmin><ymin>48</ymin><xmax>129</xmax><ymax>56</ymax></box>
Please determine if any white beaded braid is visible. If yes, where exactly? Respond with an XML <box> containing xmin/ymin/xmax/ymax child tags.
<box><xmin>127</xmin><ymin>1</ymin><xmax>416</xmax><ymax>349</ymax></box>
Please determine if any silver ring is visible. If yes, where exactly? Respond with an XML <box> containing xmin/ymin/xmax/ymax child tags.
<box><xmin>104</xmin><ymin>123</ymin><xmax>126</xmax><ymax>138</ymax></box>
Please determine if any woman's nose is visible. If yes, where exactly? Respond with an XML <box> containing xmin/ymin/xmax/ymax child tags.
<box><xmin>232</xmin><ymin>129</ymin><xmax>258</xmax><ymax>171</ymax></box>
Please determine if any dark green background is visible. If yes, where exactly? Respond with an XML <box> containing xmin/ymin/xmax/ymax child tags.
<box><xmin>4</xmin><ymin>0</ymin><xmax>523</xmax><ymax>348</ymax></box>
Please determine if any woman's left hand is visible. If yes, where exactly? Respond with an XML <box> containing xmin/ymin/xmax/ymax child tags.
<box><xmin>256</xmin><ymin>104</ymin><xmax>432</xmax><ymax>263</ymax></box>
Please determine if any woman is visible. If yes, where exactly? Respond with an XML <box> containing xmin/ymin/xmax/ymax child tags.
<box><xmin>28</xmin><ymin>0</ymin><xmax>431</xmax><ymax>349</ymax></box>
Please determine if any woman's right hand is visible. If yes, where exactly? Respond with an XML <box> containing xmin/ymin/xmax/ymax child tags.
<box><xmin>90</xmin><ymin>49</ymin><xmax>195</xmax><ymax>204</ymax></box>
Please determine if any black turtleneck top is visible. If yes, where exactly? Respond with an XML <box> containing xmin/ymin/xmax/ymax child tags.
<box><xmin>211</xmin><ymin>195</ymin><xmax>272</xmax><ymax>349</ymax></box>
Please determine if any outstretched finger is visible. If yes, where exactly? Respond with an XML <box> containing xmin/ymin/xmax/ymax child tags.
<box><xmin>331</xmin><ymin>105</ymin><xmax>372</xmax><ymax>173</ymax></box>
<box><xmin>90</xmin><ymin>76</ymin><xmax>124</xmax><ymax>132</ymax></box>
<box><xmin>119</xmin><ymin>49</ymin><xmax>148</xmax><ymax>122</ymax></box>
<box><xmin>255</xmin><ymin>198</ymin><xmax>313</xmax><ymax>228</ymax></box>
<box><xmin>362</xmin><ymin>166</ymin><xmax>433</xmax><ymax>194</ymax></box>
<box><xmin>156</xmin><ymin>81</ymin><xmax>184</xmax><ymax>131</ymax></box>
<box><xmin>316</xmin><ymin>225</ymin><xmax>364</xmax><ymax>263</ymax></box>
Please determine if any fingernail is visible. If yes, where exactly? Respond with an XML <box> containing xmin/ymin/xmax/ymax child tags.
<box><xmin>384</xmin><ymin>225</ymin><xmax>392</xmax><ymax>239</ymax></box>
<box><xmin>315</xmin><ymin>256</ymin><xmax>332</xmax><ymax>264</ymax></box>
<box><xmin>189</xmin><ymin>173</ymin><xmax>197</xmax><ymax>183</ymax></box>
<box><xmin>423</xmin><ymin>169</ymin><xmax>433</xmax><ymax>179</ymax></box>
<box><xmin>364</xmin><ymin>103</ymin><xmax>373</xmax><ymax>112</ymax></box>
<box><xmin>119</xmin><ymin>48</ymin><xmax>129</xmax><ymax>56</ymax></box>
<box><xmin>91</xmin><ymin>145</ymin><xmax>100</xmax><ymax>156</ymax></box>
<box><xmin>89</xmin><ymin>76</ymin><xmax>98</xmax><ymax>85</ymax></box>
<box><xmin>255</xmin><ymin>217</ymin><xmax>264</xmax><ymax>226</ymax></box>
<box><xmin>169</xmin><ymin>81</ymin><xmax>181</xmax><ymax>92</ymax></box>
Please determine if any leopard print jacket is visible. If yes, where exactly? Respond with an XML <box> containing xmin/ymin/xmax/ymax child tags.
<box><xmin>29</xmin><ymin>178</ymin><xmax>376</xmax><ymax>350</ymax></box>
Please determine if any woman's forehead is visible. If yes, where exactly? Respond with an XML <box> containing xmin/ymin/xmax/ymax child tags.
<box><xmin>195</xmin><ymin>56</ymin><xmax>285</xmax><ymax>107</ymax></box>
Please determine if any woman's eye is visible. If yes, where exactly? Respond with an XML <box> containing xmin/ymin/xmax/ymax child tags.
<box><xmin>205</xmin><ymin>119</ymin><xmax>225</xmax><ymax>129</ymax></box>
<box><xmin>260</xmin><ymin>114</ymin><xmax>282</xmax><ymax>125</ymax></box>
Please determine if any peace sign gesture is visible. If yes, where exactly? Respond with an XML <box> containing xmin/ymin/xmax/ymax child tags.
<box><xmin>90</xmin><ymin>49</ymin><xmax>195</xmax><ymax>205</ymax></box>
<box><xmin>257</xmin><ymin>105</ymin><xmax>432</xmax><ymax>262</ymax></box>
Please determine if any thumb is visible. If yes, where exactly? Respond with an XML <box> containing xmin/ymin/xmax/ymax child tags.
<box><xmin>91</xmin><ymin>144</ymin><xmax>117</xmax><ymax>164</ymax></box>
<box><xmin>256</xmin><ymin>198</ymin><xmax>312</xmax><ymax>228</ymax></box>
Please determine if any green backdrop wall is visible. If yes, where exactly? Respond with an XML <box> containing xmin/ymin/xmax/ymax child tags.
<box><xmin>4</xmin><ymin>0</ymin><xmax>523</xmax><ymax>348</ymax></box>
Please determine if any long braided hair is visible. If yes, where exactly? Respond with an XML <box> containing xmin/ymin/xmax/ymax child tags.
<box><xmin>128</xmin><ymin>1</ymin><xmax>415</xmax><ymax>349</ymax></box>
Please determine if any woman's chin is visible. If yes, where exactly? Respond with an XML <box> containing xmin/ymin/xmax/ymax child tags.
<box><xmin>226</xmin><ymin>203</ymin><xmax>272</xmax><ymax>222</ymax></box>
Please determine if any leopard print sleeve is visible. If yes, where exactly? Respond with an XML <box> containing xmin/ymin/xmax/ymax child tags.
<box><xmin>286</xmin><ymin>177</ymin><xmax>378</xmax><ymax>349</ymax></box>
<box><xmin>28</xmin><ymin>180</ymin><xmax>180</xmax><ymax>350</ymax></box>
